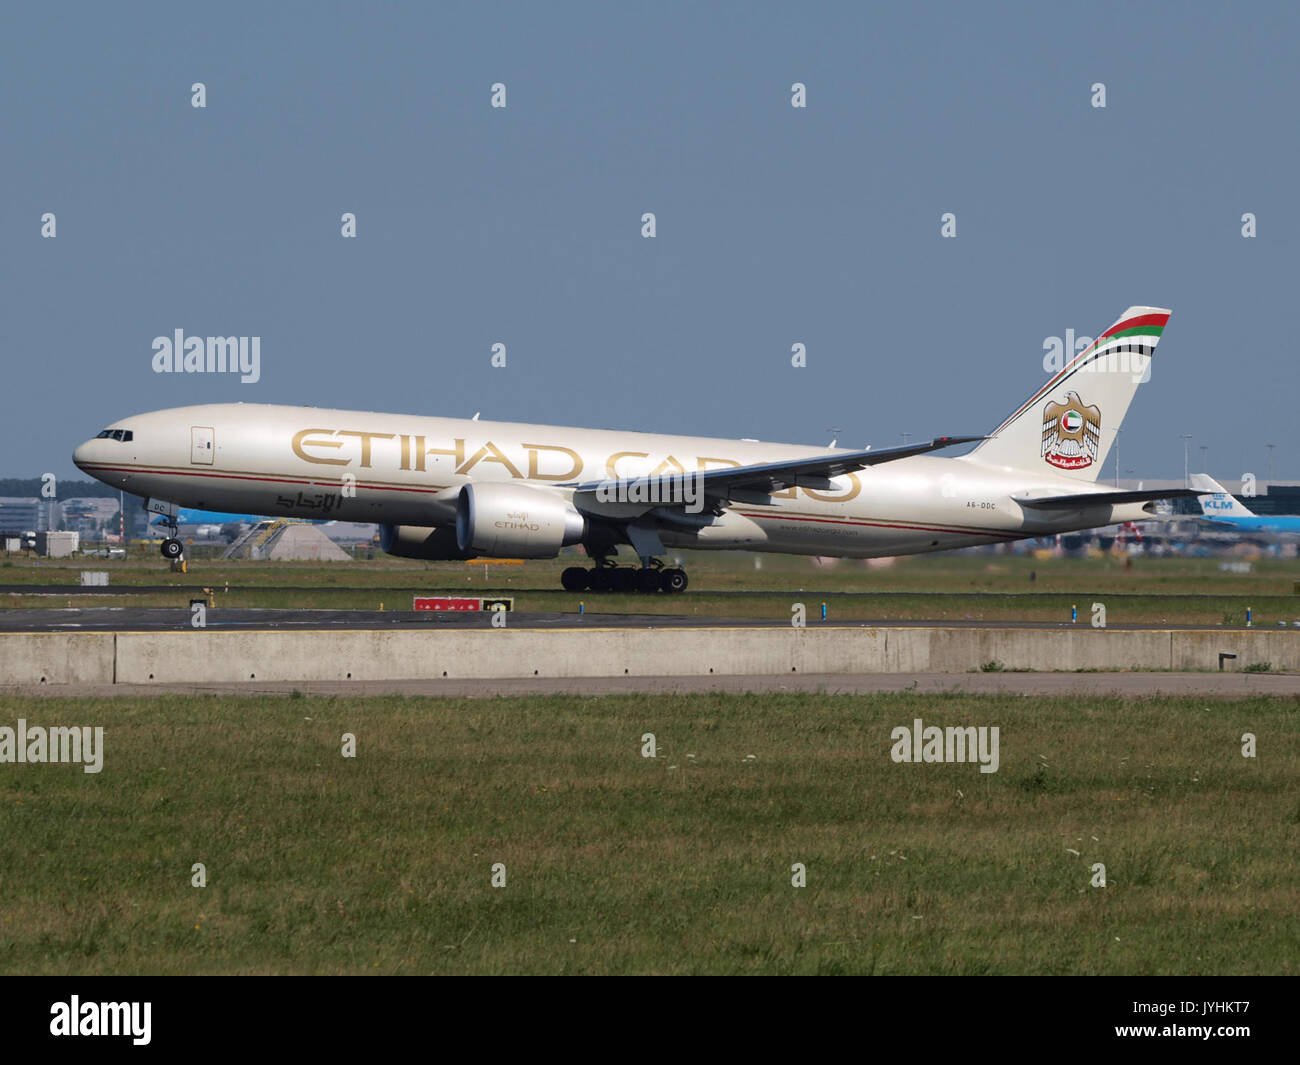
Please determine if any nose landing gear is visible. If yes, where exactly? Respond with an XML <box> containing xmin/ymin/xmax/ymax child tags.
<box><xmin>156</xmin><ymin>510</ymin><xmax>186</xmax><ymax>570</ymax></box>
<box><xmin>146</xmin><ymin>499</ymin><xmax>186</xmax><ymax>566</ymax></box>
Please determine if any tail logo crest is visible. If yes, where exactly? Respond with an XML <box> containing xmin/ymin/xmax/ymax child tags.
<box><xmin>1042</xmin><ymin>391</ymin><xmax>1101</xmax><ymax>470</ymax></box>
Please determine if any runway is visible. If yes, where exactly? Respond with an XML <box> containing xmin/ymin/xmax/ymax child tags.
<box><xmin>0</xmin><ymin>606</ymin><xmax>1277</xmax><ymax>633</ymax></box>
<box><xmin>0</xmin><ymin>583</ymin><xmax>1280</xmax><ymax>604</ymax></box>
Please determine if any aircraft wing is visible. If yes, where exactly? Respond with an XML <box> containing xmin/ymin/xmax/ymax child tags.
<box><xmin>1014</xmin><ymin>488</ymin><xmax>1202</xmax><ymax>508</ymax></box>
<box><xmin>563</xmin><ymin>435</ymin><xmax>985</xmax><ymax>505</ymax></box>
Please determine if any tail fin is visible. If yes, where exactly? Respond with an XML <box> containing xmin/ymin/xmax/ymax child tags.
<box><xmin>969</xmin><ymin>306</ymin><xmax>1171</xmax><ymax>481</ymax></box>
<box><xmin>1190</xmin><ymin>474</ymin><xmax>1257</xmax><ymax>518</ymax></box>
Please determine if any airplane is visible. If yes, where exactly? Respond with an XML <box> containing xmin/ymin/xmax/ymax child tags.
<box><xmin>148</xmin><ymin>507</ymin><xmax>266</xmax><ymax>527</ymax></box>
<box><xmin>73</xmin><ymin>305</ymin><xmax>1200</xmax><ymax>593</ymax></box>
<box><xmin>1190</xmin><ymin>474</ymin><xmax>1300</xmax><ymax>534</ymax></box>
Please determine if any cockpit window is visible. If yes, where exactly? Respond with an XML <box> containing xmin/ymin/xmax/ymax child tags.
<box><xmin>95</xmin><ymin>429</ymin><xmax>134</xmax><ymax>442</ymax></box>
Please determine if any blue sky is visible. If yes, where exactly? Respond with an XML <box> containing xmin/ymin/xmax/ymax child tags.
<box><xmin>3</xmin><ymin>1</ymin><xmax>1296</xmax><ymax>481</ymax></box>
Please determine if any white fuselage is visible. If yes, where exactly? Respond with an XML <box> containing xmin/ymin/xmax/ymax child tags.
<box><xmin>73</xmin><ymin>403</ymin><xmax>1148</xmax><ymax>558</ymax></box>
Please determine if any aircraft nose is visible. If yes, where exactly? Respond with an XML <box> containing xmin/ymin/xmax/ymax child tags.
<box><xmin>72</xmin><ymin>439</ymin><xmax>94</xmax><ymax>470</ymax></box>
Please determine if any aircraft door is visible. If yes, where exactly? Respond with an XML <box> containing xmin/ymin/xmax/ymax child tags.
<box><xmin>191</xmin><ymin>426</ymin><xmax>215</xmax><ymax>465</ymax></box>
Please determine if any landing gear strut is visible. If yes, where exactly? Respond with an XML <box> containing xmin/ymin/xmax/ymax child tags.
<box><xmin>145</xmin><ymin>499</ymin><xmax>187</xmax><ymax>570</ymax></box>
<box><xmin>561</xmin><ymin>558</ymin><xmax>688</xmax><ymax>594</ymax></box>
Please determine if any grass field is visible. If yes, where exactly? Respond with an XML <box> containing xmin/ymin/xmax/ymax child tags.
<box><xmin>2</xmin><ymin>691</ymin><xmax>1295</xmax><ymax>975</ymax></box>
<box><xmin>4</xmin><ymin>551</ymin><xmax>1299</xmax><ymax>624</ymax></box>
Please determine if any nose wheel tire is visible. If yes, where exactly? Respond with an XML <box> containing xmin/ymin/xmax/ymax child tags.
<box><xmin>161</xmin><ymin>538</ymin><xmax>184</xmax><ymax>560</ymax></box>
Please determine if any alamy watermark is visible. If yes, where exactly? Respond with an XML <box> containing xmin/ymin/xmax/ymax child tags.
<box><xmin>151</xmin><ymin>329</ymin><xmax>260</xmax><ymax>383</ymax></box>
<box><xmin>0</xmin><ymin>719</ymin><xmax>104</xmax><ymax>773</ymax></box>
<box><xmin>1043</xmin><ymin>329</ymin><xmax>1150</xmax><ymax>383</ymax></box>
<box><xmin>890</xmin><ymin>718</ymin><xmax>999</xmax><ymax>773</ymax></box>
<box><xmin>594</xmin><ymin>472</ymin><xmax>704</xmax><ymax>514</ymax></box>
<box><xmin>50</xmin><ymin>996</ymin><xmax>150</xmax><ymax>1045</ymax></box>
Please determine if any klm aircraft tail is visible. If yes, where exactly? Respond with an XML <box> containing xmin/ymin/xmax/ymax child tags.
<box><xmin>1190</xmin><ymin>474</ymin><xmax>1257</xmax><ymax>519</ymax></box>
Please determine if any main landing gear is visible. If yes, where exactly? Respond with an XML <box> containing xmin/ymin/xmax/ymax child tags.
<box><xmin>561</xmin><ymin>558</ymin><xmax>688</xmax><ymax>594</ymax></box>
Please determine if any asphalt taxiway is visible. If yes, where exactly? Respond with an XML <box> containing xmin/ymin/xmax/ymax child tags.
<box><xmin>0</xmin><ymin>583</ymin><xmax>1285</xmax><ymax>605</ymax></box>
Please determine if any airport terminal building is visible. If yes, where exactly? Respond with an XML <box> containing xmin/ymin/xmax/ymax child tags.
<box><xmin>0</xmin><ymin>497</ymin><xmax>47</xmax><ymax>535</ymax></box>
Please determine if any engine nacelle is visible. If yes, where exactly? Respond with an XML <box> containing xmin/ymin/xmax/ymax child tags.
<box><xmin>379</xmin><ymin>523</ymin><xmax>474</xmax><ymax>560</ymax></box>
<box><xmin>455</xmin><ymin>482</ymin><xmax>585</xmax><ymax>559</ymax></box>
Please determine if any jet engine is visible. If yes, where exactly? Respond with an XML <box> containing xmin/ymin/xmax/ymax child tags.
<box><xmin>455</xmin><ymin>482</ymin><xmax>586</xmax><ymax>559</ymax></box>
<box><xmin>379</xmin><ymin>523</ymin><xmax>474</xmax><ymax>560</ymax></box>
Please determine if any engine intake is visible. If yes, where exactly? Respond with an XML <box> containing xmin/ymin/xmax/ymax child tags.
<box><xmin>455</xmin><ymin>482</ymin><xmax>585</xmax><ymax>559</ymax></box>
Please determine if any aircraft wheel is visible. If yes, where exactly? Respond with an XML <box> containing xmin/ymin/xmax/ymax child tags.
<box><xmin>161</xmin><ymin>538</ymin><xmax>184</xmax><ymax>560</ymax></box>
<box><xmin>587</xmin><ymin>567</ymin><xmax>613</xmax><ymax>592</ymax></box>
<box><xmin>561</xmin><ymin>566</ymin><xmax>589</xmax><ymax>591</ymax></box>
<box><xmin>636</xmin><ymin>568</ymin><xmax>662</xmax><ymax>594</ymax></box>
<box><xmin>612</xmin><ymin>567</ymin><xmax>637</xmax><ymax>592</ymax></box>
<box><xmin>660</xmin><ymin>568</ymin><xmax>688</xmax><ymax>594</ymax></box>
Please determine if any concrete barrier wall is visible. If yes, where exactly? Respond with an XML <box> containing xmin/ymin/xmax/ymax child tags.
<box><xmin>922</xmin><ymin>628</ymin><xmax>1178</xmax><ymax>673</ymax></box>
<box><xmin>112</xmin><ymin>628</ymin><xmax>890</xmax><ymax>684</ymax></box>
<box><xmin>0</xmin><ymin>633</ymin><xmax>116</xmax><ymax>684</ymax></box>
<box><xmin>1170</xmin><ymin>629</ymin><xmax>1299</xmax><ymax>672</ymax></box>
<box><xmin>2</xmin><ymin>627</ymin><xmax>1296</xmax><ymax>686</ymax></box>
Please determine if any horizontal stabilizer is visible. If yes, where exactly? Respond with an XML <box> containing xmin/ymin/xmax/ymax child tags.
<box><xmin>1014</xmin><ymin>488</ymin><xmax>1201</xmax><ymax>509</ymax></box>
